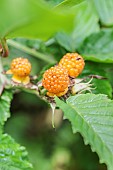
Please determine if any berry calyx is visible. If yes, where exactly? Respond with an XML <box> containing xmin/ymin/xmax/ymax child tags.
<box><xmin>42</xmin><ymin>66</ymin><xmax>69</xmax><ymax>97</ymax></box>
<box><xmin>6</xmin><ymin>57</ymin><xmax>31</xmax><ymax>85</ymax></box>
<box><xmin>59</xmin><ymin>53</ymin><xmax>85</xmax><ymax>78</ymax></box>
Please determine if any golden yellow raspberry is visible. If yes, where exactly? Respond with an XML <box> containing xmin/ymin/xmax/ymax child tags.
<box><xmin>11</xmin><ymin>57</ymin><xmax>31</xmax><ymax>77</ymax></box>
<box><xmin>59</xmin><ymin>53</ymin><xmax>85</xmax><ymax>78</ymax></box>
<box><xmin>42</xmin><ymin>66</ymin><xmax>69</xmax><ymax>97</ymax></box>
<box><xmin>6</xmin><ymin>57</ymin><xmax>31</xmax><ymax>85</ymax></box>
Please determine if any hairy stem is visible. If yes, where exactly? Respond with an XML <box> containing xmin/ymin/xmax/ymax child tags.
<box><xmin>7</xmin><ymin>39</ymin><xmax>56</xmax><ymax>64</ymax></box>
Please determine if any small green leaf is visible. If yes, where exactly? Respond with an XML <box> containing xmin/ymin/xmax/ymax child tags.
<box><xmin>78</xmin><ymin>30</ymin><xmax>113</xmax><ymax>63</ymax></box>
<box><xmin>93</xmin><ymin>0</ymin><xmax>113</xmax><ymax>26</ymax></box>
<box><xmin>0</xmin><ymin>90</ymin><xmax>13</xmax><ymax>133</ymax></box>
<box><xmin>56</xmin><ymin>94</ymin><xmax>113</xmax><ymax>170</ymax></box>
<box><xmin>0</xmin><ymin>134</ymin><xmax>32</xmax><ymax>170</ymax></box>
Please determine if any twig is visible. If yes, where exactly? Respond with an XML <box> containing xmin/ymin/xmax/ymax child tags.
<box><xmin>7</xmin><ymin>39</ymin><xmax>56</xmax><ymax>64</ymax></box>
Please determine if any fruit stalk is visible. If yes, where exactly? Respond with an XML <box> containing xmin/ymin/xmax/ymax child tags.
<box><xmin>0</xmin><ymin>39</ymin><xmax>9</xmax><ymax>57</ymax></box>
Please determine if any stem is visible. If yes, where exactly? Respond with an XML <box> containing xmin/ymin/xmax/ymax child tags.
<box><xmin>0</xmin><ymin>57</ymin><xmax>3</xmax><ymax>72</ymax></box>
<box><xmin>6</xmin><ymin>84</ymin><xmax>39</xmax><ymax>96</ymax></box>
<box><xmin>0</xmin><ymin>57</ymin><xmax>7</xmax><ymax>94</ymax></box>
<box><xmin>7</xmin><ymin>39</ymin><xmax>56</xmax><ymax>64</ymax></box>
<box><xmin>50</xmin><ymin>103</ymin><xmax>56</xmax><ymax>129</ymax></box>
<box><xmin>0</xmin><ymin>39</ymin><xmax>9</xmax><ymax>57</ymax></box>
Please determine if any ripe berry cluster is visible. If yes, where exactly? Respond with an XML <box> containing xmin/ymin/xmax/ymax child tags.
<box><xmin>7</xmin><ymin>57</ymin><xmax>31</xmax><ymax>85</ymax></box>
<box><xmin>42</xmin><ymin>53</ymin><xmax>85</xmax><ymax>97</ymax></box>
<box><xmin>11</xmin><ymin>57</ymin><xmax>31</xmax><ymax>77</ymax></box>
<box><xmin>59</xmin><ymin>53</ymin><xmax>85</xmax><ymax>78</ymax></box>
<box><xmin>42</xmin><ymin>66</ymin><xmax>69</xmax><ymax>97</ymax></box>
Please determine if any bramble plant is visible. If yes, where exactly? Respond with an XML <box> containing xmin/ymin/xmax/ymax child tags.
<box><xmin>0</xmin><ymin>0</ymin><xmax>113</xmax><ymax>170</ymax></box>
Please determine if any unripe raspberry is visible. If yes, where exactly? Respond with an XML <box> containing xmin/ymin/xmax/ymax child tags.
<box><xmin>11</xmin><ymin>57</ymin><xmax>31</xmax><ymax>77</ymax></box>
<box><xmin>59</xmin><ymin>53</ymin><xmax>85</xmax><ymax>78</ymax></box>
<box><xmin>42</xmin><ymin>66</ymin><xmax>69</xmax><ymax>97</ymax></box>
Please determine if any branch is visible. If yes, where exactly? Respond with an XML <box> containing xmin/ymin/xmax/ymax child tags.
<box><xmin>0</xmin><ymin>57</ymin><xmax>7</xmax><ymax>95</ymax></box>
<box><xmin>7</xmin><ymin>39</ymin><xmax>56</xmax><ymax>64</ymax></box>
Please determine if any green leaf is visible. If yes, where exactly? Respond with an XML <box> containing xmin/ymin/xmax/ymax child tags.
<box><xmin>93</xmin><ymin>0</ymin><xmax>113</xmax><ymax>26</ymax></box>
<box><xmin>92</xmin><ymin>79</ymin><xmax>112</xmax><ymax>98</ymax></box>
<box><xmin>78</xmin><ymin>30</ymin><xmax>113</xmax><ymax>63</ymax></box>
<box><xmin>55</xmin><ymin>32</ymin><xmax>75</xmax><ymax>51</ymax></box>
<box><xmin>55</xmin><ymin>1</ymin><xmax>99</xmax><ymax>50</ymax></box>
<box><xmin>82</xmin><ymin>62</ymin><xmax>113</xmax><ymax>98</ymax></box>
<box><xmin>71</xmin><ymin>1</ymin><xmax>99</xmax><ymax>48</ymax></box>
<box><xmin>0</xmin><ymin>90</ymin><xmax>13</xmax><ymax>133</ymax></box>
<box><xmin>56</xmin><ymin>94</ymin><xmax>113</xmax><ymax>170</ymax></box>
<box><xmin>106</xmin><ymin>66</ymin><xmax>113</xmax><ymax>87</ymax></box>
<box><xmin>55</xmin><ymin>0</ymin><xmax>86</xmax><ymax>8</ymax></box>
<box><xmin>44</xmin><ymin>0</ymin><xmax>64</xmax><ymax>6</ymax></box>
<box><xmin>0</xmin><ymin>0</ymin><xmax>75</xmax><ymax>40</ymax></box>
<box><xmin>0</xmin><ymin>134</ymin><xmax>32</xmax><ymax>170</ymax></box>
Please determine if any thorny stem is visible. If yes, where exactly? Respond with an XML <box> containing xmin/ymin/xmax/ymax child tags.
<box><xmin>7</xmin><ymin>39</ymin><xmax>56</xmax><ymax>64</ymax></box>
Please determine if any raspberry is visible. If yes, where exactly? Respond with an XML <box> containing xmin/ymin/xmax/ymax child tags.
<box><xmin>59</xmin><ymin>53</ymin><xmax>85</xmax><ymax>78</ymax></box>
<box><xmin>42</xmin><ymin>66</ymin><xmax>69</xmax><ymax>97</ymax></box>
<box><xmin>6</xmin><ymin>57</ymin><xmax>31</xmax><ymax>85</ymax></box>
<box><xmin>11</xmin><ymin>57</ymin><xmax>31</xmax><ymax>77</ymax></box>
